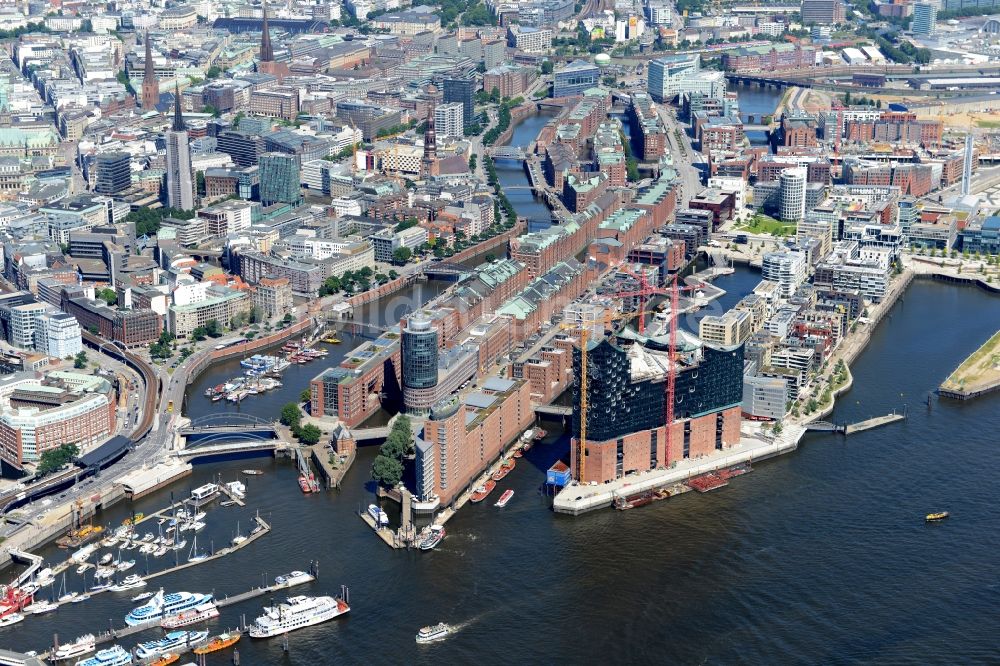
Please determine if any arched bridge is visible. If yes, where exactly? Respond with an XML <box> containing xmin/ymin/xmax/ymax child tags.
<box><xmin>179</xmin><ymin>413</ymin><xmax>280</xmax><ymax>445</ymax></box>
<box><xmin>487</xmin><ymin>146</ymin><xmax>528</xmax><ymax>160</ymax></box>
<box><xmin>422</xmin><ymin>262</ymin><xmax>471</xmax><ymax>281</ymax></box>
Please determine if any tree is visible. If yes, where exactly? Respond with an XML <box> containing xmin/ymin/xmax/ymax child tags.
<box><xmin>37</xmin><ymin>443</ymin><xmax>80</xmax><ymax>476</ymax></box>
<box><xmin>283</xmin><ymin>313</ymin><xmax>293</xmax><ymax>324</ymax></box>
<box><xmin>204</xmin><ymin>319</ymin><xmax>220</xmax><ymax>337</ymax></box>
<box><xmin>371</xmin><ymin>454</ymin><xmax>403</xmax><ymax>487</ymax></box>
<box><xmin>74</xmin><ymin>351</ymin><xmax>88</xmax><ymax>369</ymax></box>
<box><xmin>772</xmin><ymin>422</ymin><xmax>783</xmax><ymax>436</ymax></box>
<box><xmin>540</xmin><ymin>60</ymin><xmax>554</xmax><ymax>75</ymax></box>
<box><xmin>296</xmin><ymin>423</ymin><xmax>322</xmax><ymax>445</ymax></box>
<box><xmin>206</xmin><ymin>65</ymin><xmax>221</xmax><ymax>78</ymax></box>
<box><xmin>280</xmin><ymin>403</ymin><xmax>302</xmax><ymax>428</ymax></box>
<box><xmin>300</xmin><ymin>389</ymin><xmax>312</xmax><ymax>402</ymax></box>
<box><xmin>97</xmin><ymin>288</ymin><xmax>117</xmax><ymax>306</ymax></box>
<box><xmin>392</xmin><ymin>247</ymin><xmax>412</xmax><ymax>264</ymax></box>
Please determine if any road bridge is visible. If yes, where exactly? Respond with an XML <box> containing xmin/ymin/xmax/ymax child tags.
<box><xmin>422</xmin><ymin>262</ymin><xmax>470</xmax><ymax>280</ymax></box>
<box><xmin>175</xmin><ymin>440</ymin><xmax>287</xmax><ymax>460</ymax></box>
<box><xmin>487</xmin><ymin>146</ymin><xmax>528</xmax><ymax>160</ymax></box>
<box><xmin>178</xmin><ymin>413</ymin><xmax>279</xmax><ymax>444</ymax></box>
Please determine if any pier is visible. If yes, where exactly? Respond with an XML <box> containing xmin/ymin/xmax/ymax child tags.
<box><xmin>804</xmin><ymin>412</ymin><xmax>907</xmax><ymax>435</ymax></box>
<box><xmin>310</xmin><ymin>444</ymin><xmax>354</xmax><ymax>489</ymax></box>
<box><xmin>939</xmin><ymin>329</ymin><xmax>1000</xmax><ymax>401</ymax></box>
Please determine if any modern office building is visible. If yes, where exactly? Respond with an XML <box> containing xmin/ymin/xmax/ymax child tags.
<box><xmin>434</xmin><ymin>102</ymin><xmax>464</xmax><ymax>140</ymax></box>
<box><xmin>38</xmin><ymin>312</ymin><xmax>82</xmax><ymax>358</ymax></box>
<box><xmin>94</xmin><ymin>152</ymin><xmax>132</xmax><ymax>195</ymax></box>
<box><xmin>800</xmin><ymin>0</ymin><xmax>846</xmax><ymax>25</ymax></box>
<box><xmin>569</xmin><ymin>332</ymin><xmax>744</xmax><ymax>483</ymax></box>
<box><xmin>779</xmin><ymin>167</ymin><xmax>807</xmax><ymax>222</ymax></box>
<box><xmin>762</xmin><ymin>250</ymin><xmax>807</xmax><ymax>297</ymax></box>
<box><xmin>742</xmin><ymin>374</ymin><xmax>788</xmax><ymax>421</ymax></box>
<box><xmin>912</xmin><ymin>3</ymin><xmax>937</xmax><ymax>35</ymax></box>
<box><xmin>258</xmin><ymin>153</ymin><xmax>302</xmax><ymax>206</ymax></box>
<box><xmin>402</xmin><ymin>312</ymin><xmax>439</xmax><ymax>403</ymax></box>
<box><xmin>553</xmin><ymin>60</ymin><xmax>600</xmax><ymax>98</ymax></box>
<box><xmin>648</xmin><ymin>54</ymin><xmax>713</xmax><ymax>102</ymax></box>
<box><xmin>442</xmin><ymin>77</ymin><xmax>475</xmax><ymax>127</ymax></box>
<box><xmin>165</xmin><ymin>90</ymin><xmax>194</xmax><ymax>210</ymax></box>
<box><xmin>506</xmin><ymin>25</ymin><xmax>552</xmax><ymax>53</ymax></box>
<box><xmin>699</xmin><ymin>308</ymin><xmax>752</xmax><ymax>346</ymax></box>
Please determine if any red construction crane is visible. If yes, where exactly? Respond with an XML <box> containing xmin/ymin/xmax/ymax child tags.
<box><xmin>605</xmin><ymin>265</ymin><xmax>667</xmax><ymax>335</ymax></box>
<box><xmin>664</xmin><ymin>275</ymin><xmax>701</xmax><ymax>465</ymax></box>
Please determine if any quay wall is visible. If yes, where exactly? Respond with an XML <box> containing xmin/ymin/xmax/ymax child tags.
<box><xmin>184</xmin><ymin>317</ymin><xmax>315</xmax><ymax>385</ymax></box>
<box><xmin>490</xmin><ymin>102</ymin><xmax>543</xmax><ymax>147</ymax></box>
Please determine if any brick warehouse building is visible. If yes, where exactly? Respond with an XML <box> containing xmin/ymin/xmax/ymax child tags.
<box><xmin>569</xmin><ymin>332</ymin><xmax>744</xmax><ymax>484</ymax></box>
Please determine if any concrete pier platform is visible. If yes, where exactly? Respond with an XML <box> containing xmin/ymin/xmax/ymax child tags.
<box><xmin>845</xmin><ymin>413</ymin><xmax>906</xmax><ymax>434</ymax></box>
<box><xmin>553</xmin><ymin>423</ymin><xmax>805</xmax><ymax>515</ymax></box>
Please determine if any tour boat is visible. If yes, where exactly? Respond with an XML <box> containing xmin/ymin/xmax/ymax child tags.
<box><xmin>192</xmin><ymin>632</ymin><xmax>240</xmax><ymax>655</ymax></box>
<box><xmin>495</xmin><ymin>489</ymin><xmax>515</xmax><ymax>508</ymax></box>
<box><xmin>367</xmin><ymin>504</ymin><xmax>389</xmax><ymax>527</ymax></box>
<box><xmin>161</xmin><ymin>601</ymin><xmax>219</xmax><ymax>628</ymax></box>
<box><xmin>24</xmin><ymin>600</ymin><xmax>58</xmax><ymax>614</ymax></box>
<box><xmin>275</xmin><ymin>571</ymin><xmax>315</xmax><ymax>587</ymax></box>
<box><xmin>125</xmin><ymin>590</ymin><xmax>214</xmax><ymax>626</ymax></box>
<box><xmin>469</xmin><ymin>479</ymin><xmax>496</xmax><ymax>503</ymax></box>
<box><xmin>149</xmin><ymin>654</ymin><xmax>179</xmax><ymax>666</ymax></box>
<box><xmin>926</xmin><ymin>511</ymin><xmax>950</xmax><ymax>522</ymax></box>
<box><xmin>76</xmin><ymin>645</ymin><xmax>132</xmax><ymax>666</ymax></box>
<box><xmin>298</xmin><ymin>475</ymin><xmax>312</xmax><ymax>493</ymax></box>
<box><xmin>415</xmin><ymin>622</ymin><xmax>452</xmax><ymax>644</ymax></box>
<box><xmin>53</xmin><ymin>634</ymin><xmax>96</xmax><ymax>660</ymax></box>
<box><xmin>0</xmin><ymin>612</ymin><xmax>24</xmax><ymax>627</ymax></box>
<box><xmin>111</xmin><ymin>575</ymin><xmax>146</xmax><ymax>592</ymax></box>
<box><xmin>418</xmin><ymin>525</ymin><xmax>446</xmax><ymax>551</ymax></box>
<box><xmin>248</xmin><ymin>595</ymin><xmax>350</xmax><ymax>638</ymax></box>
<box><xmin>135</xmin><ymin>631</ymin><xmax>209</xmax><ymax>660</ymax></box>
<box><xmin>491</xmin><ymin>458</ymin><xmax>516</xmax><ymax>481</ymax></box>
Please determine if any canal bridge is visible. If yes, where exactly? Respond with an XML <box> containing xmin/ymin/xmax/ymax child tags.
<box><xmin>178</xmin><ymin>413</ymin><xmax>280</xmax><ymax>445</ymax></box>
<box><xmin>488</xmin><ymin>146</ymin><xmax>528</xmax><ymax>160</ymax></box>
<box><xmin>422</xmin><ymin>262</ymin><xmax>470</xmax><ymax>280</ymax></box>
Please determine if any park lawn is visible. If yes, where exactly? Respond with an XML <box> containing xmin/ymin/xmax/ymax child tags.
<box><xmin>736</xmin><ymin>215</ymin><xmax>797</xmax><ymax>237</ymax></box>
<box><xmin>976</xmin><ymin>120</ymin><xmax>1000</xmax><ymax>129</ymax></box>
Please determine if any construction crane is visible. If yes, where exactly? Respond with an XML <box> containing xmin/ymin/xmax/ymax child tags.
<box><xmin>604</xmin><ymin>265</ymin><xmax>667</xmax><ymax>335</ymax></box>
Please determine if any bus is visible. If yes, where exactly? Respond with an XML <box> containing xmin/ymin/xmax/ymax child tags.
<box><xmin>167</xmin><ymin>400</ymin><xmax>174</xmax><ymax>413</ymax></box>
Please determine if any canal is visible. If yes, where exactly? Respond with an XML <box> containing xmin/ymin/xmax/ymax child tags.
<box><xmin>4</xmin><ymin>115</ymin><xmax>999</xmax><ymax>664</ymax></box>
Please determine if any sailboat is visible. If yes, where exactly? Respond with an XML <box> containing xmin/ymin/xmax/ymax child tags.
<box><xmin>188</xmin><ymin>535</ymin><xmax>208</xmax><ymax>563</ymax></box>
<box><xmin>57</xmin><ymin>572</ymin><xmax>79</xmax><ymax>603</ymax></box>
<box><xmin>231</xmin><ymin>521</ymin><xmax>247</xmax><ymax>546</ymax></box>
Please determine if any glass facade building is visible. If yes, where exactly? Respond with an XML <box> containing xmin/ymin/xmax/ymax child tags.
<box><xmin>258</xmin><ymin>153</ymin><xmax>302</xmax><ymax>206</ymax></box>
<box><xmin>443</xmin><ymin>77</ymin><xmax>475</xmax><ymax>128</ymax></box>
<box><xmin>402</xmin><ymin>313</ymin><xmax>438</xmax><ymax>390</ymax></box>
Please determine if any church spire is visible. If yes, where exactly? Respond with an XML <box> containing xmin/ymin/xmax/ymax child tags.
<box><xmin>260</xmin><ymin>1</ymin><xmax>274</xmax><ymax>62</ymax></box>
<box><xmin>172</xmin><ymin>82</ymin><xmax>185</xmax><ymax>132</ymax></box>
<box><xmin>141</xmin><ymin>31</ymin><xmax>160</xmax><ymax>110</ymax></box>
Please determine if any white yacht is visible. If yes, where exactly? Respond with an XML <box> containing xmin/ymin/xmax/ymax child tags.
<box><xmin>415</xmin><ymin>622</ymin><xmax>452</xmax><ymax>643</ymax></box>
<box><xmin>125</xmin><ymin>590</ymin><xmax>214</xmax><ymax>626</ymax></box>
<box><xmin>71</xmin><ymin>544</ymin><xmax>97</xmax><ymax>563</ymax></box>
<box><xmin>53</xmin><ymin>634</ymin><xmax>96</xmax><ymax>660</ymax></box>
<box><xmin>135</xmin><ymin>630</ymin><xmax>208</xmax><ymax>659</ymax></box>
<box><xmin>248</xmin><ymin>595</ymin><xmax>349</xmax><ymax>638</ymax></box>
<box><xmin>0</xmin><ymin>612</ymin><xmax>24</xmax><ymax>627</ymax></box>
<box><xmin>111</xmin><ymin>575</ymin><xmax>146</xmax><ymax>592</ymax></box>
<box><xmin>274</xmin><ymin>571</ymin><xmax>315</xmax><ymax>587</ymax></box>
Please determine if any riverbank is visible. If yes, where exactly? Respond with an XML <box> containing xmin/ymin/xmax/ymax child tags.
<box><xmin>939</xmin><ymin>328</ymin><xmax>1000</xmax><ymax>400</ymax></box>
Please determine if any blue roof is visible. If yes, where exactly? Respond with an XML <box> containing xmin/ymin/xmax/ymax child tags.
<box><xmin>465</xmin><ymin>392</ymin><xmax>497</xmax><ymax>409</ymax></box>
<box><xmin>482</xmin><ymin>376</ymin><xmax>516</xmax><ymax>392</ymax></box>
<box><xmin>983</xmin><ymin>216</ymin><xmax>1000</xmax><ymax>231</ymax></box>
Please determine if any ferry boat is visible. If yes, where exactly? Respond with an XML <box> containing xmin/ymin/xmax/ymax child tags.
<box><xmin>418</xmin><ymin>525</ymin><xmax>445</xmax><ymax>551</ymax></box>
<box><xmin>248</xmin><ymin>595</ymin><xmax>350</xmax><ymax>638</ymax></box>
<box><xmin>469</xmin><ymin>479</ymin><xmax>496</xmax><ymax>503</ymax></box>
<box><xmin>125</xmin><ymin>590</ymin><xmax>214</xmax><ymax>626</ymax></box>
<box><xmin>275</xmin><ymin>571</ymin><xmax>315</xmax><ymax>587</ymax></box>
<box><xmin>76</xmin><ymin>645</ymin><xmax>132</xmax><ymax>666</ymax></box>
<box><xmin>415</xmin><ymin>622</ymin><xmax>452</xmax><ymax>644</ymax></box>
<box><xmin>111</xmin><ymin>575</ymin><xmax>146</xmax><ymax>592</ymax></box>
<box><xmin>491</xmin><ymin>458</ymin><xmax>516</xmax><ymax>481</ymax></box>
<box><xmin>53</xmin><ymin>634</ymin><xmax>96</xmax><ymax>660</ymax></box>
<box><xmin>0</xmin><ymin>612</ymin><xmax>24</xmax><ymax>627</ymax></box>
<box><xmin>926</xmin><ymin>511</ymin><xmax>950</xmax><ymax>522</ymax></box>
<box><xmin>149</xmin><ymin>654</ymin><xmax>179</xmax><ymax>666</ymax></box>
<box><xmin>161</xmin><ymin>601</ymin><xmax>219</xmax><ymax>628</ymax></box>
<box><xmin>193</xmin><ymin>632</ymin><xmax>240</xmax><ymax>655</ymax></box>
<box><xmin>367</xmin><ymin>504</ymin><xmax>388</xmax><ymax>527</ymax></box>
<box><xmin>135</xmin><ymin>630</ymin><xmax>209</xmax><ymax>660</ymax></box>
<box><xmin>495</xmin><ymin>489</ymin><xmax>515</xmax><ymax>508</ymax></box>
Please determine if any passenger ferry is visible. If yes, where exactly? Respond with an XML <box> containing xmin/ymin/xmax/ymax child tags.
<box><xmin>161</xmin><ymin>601</ymin><xmax>219</xmax><ymax>628</ymax></box>
<box><xmin>53</xmin><ymin>634</ymin><xmax>96</xmax><ymax>660</ymax></box>
<box><xmin>76</xmin><ymin>645</ymin><xmax>132</xmax><ymax>666</ymax></box>
<box><xmin>135</xmin><ymin>631</ymin><xmax>209</xmax><ymax>660</ymax></box>
<box><xmin>248</xmin><ymin>595</ymin><xmax>350</xmax><ymax>638</ymax></box>
<box><xmin>418</xmin><ymin>525</ymin><xmax>445</xmax><ymax>551</ymax></box>
<box><xmin>125</xmin><ymin>590</ymin><xmax>214</xmax><ymax>626</ymax></box>
<box><xmin>415</xmin><ymin>622</ymin><xmax>452</xmax><ymax>644</ymax></box>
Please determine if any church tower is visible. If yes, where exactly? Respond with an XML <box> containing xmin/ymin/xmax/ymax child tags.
<box><xmin>140</xmin><ymin>32</ymin><xmax>159</xmax><ymax>110</ymax></box>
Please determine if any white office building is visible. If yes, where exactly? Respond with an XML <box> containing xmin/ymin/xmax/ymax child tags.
<box><xmin>779</xmin><ymin>167</ymin><xmax>807</xmax><ymax>223</ymax></box>
<box><xmin>434</xmin><ymin>102</ymin><xmax>464</xmax><ymax>140</ymax></box>
<box><xmin>38</xmin><ymin>312</ymin><xmax>83</xmax><ymax>358</ymax></box>
<box><xmin>742</xmin><ymin>374</ymin><xmax>788</xmax><ymax>421</ymax></box>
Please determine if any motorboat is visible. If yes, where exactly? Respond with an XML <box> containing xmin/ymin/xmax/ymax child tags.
<box><xmin>131</xmin><ymin>591</ymin><xmax>156</xmax><ymax>602</ymax></box>
<box><xmin>0</xmin><ymin>613</ymin><xmax>24</xmax><ymax>627</ymax></box>
<box><xmin>274</xmin><ymin>571</ymin><xmax>315</xmax><ymax>587</ymax></box>
<box><xmin>192</xmin><ymin>632</ymin><xmax>240</xmax><ymax>655</ymax></box>
<box><xmin>135</xmin><ymin>631</ymin><xmax>209</xmax><ymax>660</ymax></box>
<box><xmin>70</xmin><ymin>594</ymin><xmax>91</xmax><ymax>604</ymax></box>
<box><xmin>111</xmin><ymin>575</ymin><xmax>146</xmax><ymax>592</ymax></box>
<box><xmin>418</xmin><ymin>525</ymin><xmax>446</xmax><ymax>551</ymax></box>
<box><xmin>415</xmin><ymin>622</ymin><xmax>452</xmax><ymax>644</ymax></box>
<box><xmin>926</xmin><ymin>511</ymin><xmax>950</xmax><ymax>522</ymax></box>
<box><xmin>117</xmin><ymin>559</ymin><xmax>136</xmax><ymax>572</ymax></box>
<box><xmin>24</xmin><ymin>600</ymin><xmax>58</xmax><ymax>614</ymax></box>
<box><xmin>495</xmin><ymin>489</ymin><xmax>515</xmax><ymax>508</ymax></box>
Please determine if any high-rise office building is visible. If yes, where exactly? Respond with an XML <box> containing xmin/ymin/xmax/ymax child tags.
<box><xmin>258</xmin><ymin>153</ymin><xmax>302</xmax><ymax>206</ymax></box>
<box><xmin>433</xmin><ymin>102</ymin><xmax>464</xmax><ymax>140</ymax></box>
<box><xmin>94</xmin><ymin>152</ymin><xmax>132</xmax><ymax>194</ymax></box>
<box><xmin>165</xmin><ymin>86</ymin><xmax>194</xmax><ymax>210</ymax></box>
<box><xmin>443</xmin><ymin>77</ymin><xmax>475</xmax><ymax>128</ymax></box>
<box><xmin>800</xmin><ymin>0</ymin><xmax>846</xmax><ymax>25</ymax></box>
<box><xmin>141</xmin><ymin>31</ymin><xmax>159</xmax><ymax>110</ymax></box>
<box><xmin>912</xmin><ymin>3</ymin><xmax>936</xmax><ymax>35</ymax></box>
<box><xmin>779</xmin><ymin>167</ymin><xmax>807</xmax><ymax>222</ymax></box>
<box><xmin>402</xmin><ymin>312</ymin><xmax>439</xmax><ymax>391</ymax></box>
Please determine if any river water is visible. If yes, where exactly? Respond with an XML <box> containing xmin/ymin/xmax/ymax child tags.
<box><xmin>4</xmin><ymin>114</ymin><xmax>1000</xmax><ymax>664</ymax></box>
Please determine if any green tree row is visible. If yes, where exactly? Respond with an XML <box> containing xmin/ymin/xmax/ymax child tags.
<box><xmin>372</xmin><ymin>415</ymin><xmax>413</xmax><ymax>487</ymax></box>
